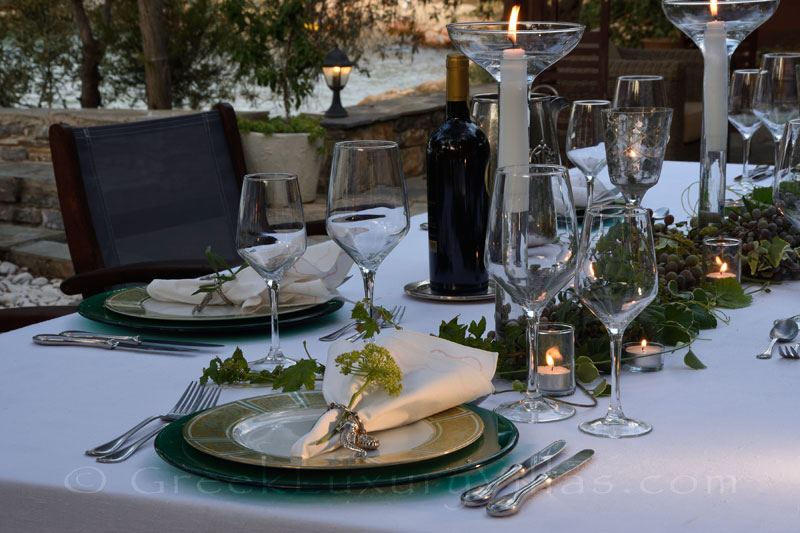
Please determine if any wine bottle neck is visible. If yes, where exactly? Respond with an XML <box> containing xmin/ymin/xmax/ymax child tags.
<box><xmin>446</xmin><ymin>101</ymin><xmax>470</xmax><ymax>121</ymax></box>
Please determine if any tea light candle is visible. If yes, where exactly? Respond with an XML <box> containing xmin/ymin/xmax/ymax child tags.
<box><xmin>706</xmin><ymin>258</ymin><xmax>736</xmax><ymax>280</ymax></box>
<box><xmin>624</xmin><ymin>340</ymin><xmax>664</xmax><ymax>372</ymax></box>
<box><xmin>539</xmin><ymin>352</ymin><xmax>571</xmax><ymax>391</ymax></box>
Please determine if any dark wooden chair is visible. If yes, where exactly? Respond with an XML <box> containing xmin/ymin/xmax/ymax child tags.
<box><xmin>50</xmin><ymin>102</ymin><xmax>248</xmax><ymax>299</ymax></box>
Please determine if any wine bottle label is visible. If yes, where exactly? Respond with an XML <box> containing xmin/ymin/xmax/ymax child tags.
<box><xmin>429</xmin><ymin>239</ymin><xmax>438</xmax><ymax>253</ymax></box>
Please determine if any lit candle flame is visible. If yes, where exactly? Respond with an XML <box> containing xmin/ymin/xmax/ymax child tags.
<box><xmin>721</xmin><ymin>262</ymin><xmax>728</xmax><ymax>273</ymax></box>
<box><xmin>710</xmin><ymin>0</ymin><xmax>718</xmax><ymax>17</ymax></box>
<box><xmin>545</xmin><ymin>347</ymin><xmax>561</xmax><ymax>366</ymax></box>
<box><xmin>641</xmin><ymin>339</ymin><xmax>647</xmax><ymax>352</ymax></box>
<box><xmin>508</xmin><ymin>5</ymin><xmax>520</xmax><ymax>44</ymax></box>
<box><xmin>715</xmin><ymin>256</ymin><xmax>722</xmax><ymax>265</ymax></box>
<box><xmin>546</xmin><ymin>353</ymin><xmax>554</xmax><ymax>367</ymax></box>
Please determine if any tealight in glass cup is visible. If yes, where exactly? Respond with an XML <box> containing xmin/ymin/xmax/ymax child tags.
<box><xmin>703</xmin><ymin>237</ymin><xmax>742</xmax><ymax>282</ymax></box>
<box><xmin>537</xmin><ymin>323</ymin><xmax>575</xmax><ymax>397</ymax></box>
<box><xmin>624</xmin><ymin>340</ymin><xmax>665</xmax><ymax>373</ymax></box>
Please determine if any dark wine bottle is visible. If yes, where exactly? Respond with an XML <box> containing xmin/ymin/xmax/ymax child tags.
<box><xmin>426</xmin><ymin>54</ymin><xmax>491</xmax><ymax>294</ymax></box>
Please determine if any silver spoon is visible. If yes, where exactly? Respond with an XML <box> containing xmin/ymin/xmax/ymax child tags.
<box><xmin>756</xmin><ymin>319</ymin><xmax>798</xmax><ymax>359</ymax></box>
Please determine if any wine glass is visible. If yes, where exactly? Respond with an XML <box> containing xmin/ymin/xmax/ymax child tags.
<box><xmin>612</xmin><ymin>75</ymin><xmax>667</xmax><ymax>108</ymax></box>
<box><xmin>575</xmin><ymin>206</ymin><xmax>658</xmax><ymax>438</ymax></box>
<box><xmin>753</xmin><ymin>53</ymin><xmax>800</xmax><ymax>174</ymax></box>
<box><xmin>729</xmin><ymin>69</ymin><xmax>764</xmax><ymax>192</ymax></box>
<box><xmin>485</xmin><ymin>164</ymin><xmax>578</xmax><ymax>423</ymax></box>
<box><xmin>326</xmin><ymin>140</ymin><xmax>410</xmax><ymax>317</ymax></box>
<box><xmin>567</xmin><ymin>100</ymin><xmax>611</xmax><ymax>210</ymax></box>
<box><xmin>775</xmin><ymin>118</ymin><xmax>800</xmax><ymax>232</ymax></box>
<box><xmin>603</xmin><ymin>107</ymin><xmax>673</xmax><ymax>207</ymax></box>
<box><xmin>237</xmin><ymin>173</ymin><xmax>307</xmax><ymax>371</ymax></box>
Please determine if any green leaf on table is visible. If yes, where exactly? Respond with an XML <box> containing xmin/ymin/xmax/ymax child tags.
<box><xmin>468</xmin><ymin>317</ymin><xmax>487</xmax><ymax>339</ymax></box>
<box><xmin>690</xmin><ymin>303</ymin><xmax>717</xmax><ymax>330</ymax></box>
<box><xmin>351</xmin><ymin>301</ymin><xmax>381</xmax><ymax>339</ymax></box>
<box><xmin>511</xmin><ymin>380</ymin><xmax>526</xmax><ymax>392</ymax></box>
<box><xmin>438</xmin><ymin>316</ymin><xmax>467</xmax><ymax>343</ymax></box>
<box><xmin>751</xmin><ymin>186</ymin><xmax>773</xmax><ymax>205</ymax></box>
<box><xmin>667</xmin><ymin>280</ymin><xmax>692</xmax><ymax>300</ymax></box>
<box><xmin>575</xmin><ymin>356</ymin><xmax>600</xmax><ymax>383</ymax></box>
<box><xmin>746</xmin><ymin>251</ymin><xmax>761</xmax><ymax>276</ymax></box>
<box><xmin>272</xmin><ymin>358</ymin><xmax>320</xmax><ymax>392</ymax></box>
<box><xmin>664</xmin><ymin>303</ymin><xmax>694</xmax><ymax>328</ymax></box>
<box><xmin>766</xmin><ymin>237</ymin><xmax>790</xmax><ymax>268</ymax></box>
<box><xmin>683</xmin><ymin>349</ymin><xmax>707</xmax><ymax>370</ymax></box>
<box><xmin>591</xmin><ymin>379</ymin><xmax>610</xmax><ymax>397</ymax></box>
<box><xmin>713</xmin><ymin>278</ymin><xmax>753</xmax><ymax>309</ymax></box>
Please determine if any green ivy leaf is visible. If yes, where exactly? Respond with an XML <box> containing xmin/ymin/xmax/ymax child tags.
<box><xmin>751</xmin><ymin>186</ymin><xmax>773</xmax><ymax>205</ymax></box>
<box><xmin>511</xmin><ymin>380</ymin><xmax>526</xmax><ymax>392</ymax></box>
<box><xmin>766</xmin><ymin>237</ymin><xmax>790</xmax><ymax>268</ymax></box>
<box><xmin>468</xmin><ymin>317</ymin><xmax>487</xmax><ymax>339</ymax></box>
<box><xmin>575</xmin><ymin>356</ymin><xmax>600</xmax><ymax>383</ymax></box>
<box><xmin>713</xmin><ymin>278</ymin><xmax>753</xmax><ymax>309</ymax></box>
<box><xmin>591</xmin><ymin>379</ymin><xmax>611</xmax><ymax>397</ymax></box>
<box><xmin>272</xmin><ymin>358</ymin><xmax>319</xmax><ymax>392</ymax></box>
<box><xmin>683</xmin><ymin>349</ymin><xmax>707</xmax><ymax>369</ymax></box>
<box><xmin>690</xmin><ymin>303</ymin><xmax>717</xmax><ymax>330</ymax></box>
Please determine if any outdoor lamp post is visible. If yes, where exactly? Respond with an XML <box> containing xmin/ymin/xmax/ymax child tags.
<box><xmin>322</xmin><ymin>46</ymin><xmax>353</xmax><ymax>118</ymax></box>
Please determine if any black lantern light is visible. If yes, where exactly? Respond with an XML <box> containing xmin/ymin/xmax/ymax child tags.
<box><xmin>322</xmin><ymin>46</ymin><xmax>353</xmax><ymax>118</ymax></box>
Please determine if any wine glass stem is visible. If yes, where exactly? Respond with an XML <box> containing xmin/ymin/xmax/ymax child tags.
<box><xmin>524</xmin><ymin>310</ymin><xmax>542</xmax><ymax>401</ymax></box>
<box><xmin>742</xmin><ymin>136</ymin><xmax>752</xmax><ymax>182</ymax></box>
<box><xmin>267</xmin><ymin>279</ymin><xmax>281</xmax><ymax>360</ymax></box>
<box><xmin>607</xmin><ymin>330</ymin><xmax>625</xmax><ymax>420</ymax></box>
<box><xmin>773</xmin><ymin>136</ymin><xmax>781</xmax><ymax>172</ymax></box>
<box><xmin>586</xmin><ymin>177</ymin><xmax>595</xmax><ymax>211</ymax></box>
<box><xmin>360</xmin><ymin>267</ymin><xmax>376</xmax><ymax>317</ymax></box>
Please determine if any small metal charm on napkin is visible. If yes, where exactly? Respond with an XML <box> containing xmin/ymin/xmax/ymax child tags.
<box><xmin>192</xmin><ymin>277</ymin><xmax>235</xmax><ymax>315</ymax></box>
<box><xmin>329</xmin><ymin>402</ymin><xmax>379</xmax><ymax>458</ymax></box>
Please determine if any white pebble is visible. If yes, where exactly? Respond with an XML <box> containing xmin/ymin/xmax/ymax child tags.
<box><xmin>0</xmin><ymin>293</ymin><xmax>17</xmax><ymax>306</ymax></box>
<box><xmin>30</xmin><ymin>276</ymin><xmax>48</xmax><ymax>287</ymax></box>
<box><xmin>10</xmin><ymin>272</ymin><xmax>33</xmax><ymax>284</ymax></box>
<box><xmin>0</xmin><ymin>261</ymin><xmax>17</xmax><ymax>275</ymax></box>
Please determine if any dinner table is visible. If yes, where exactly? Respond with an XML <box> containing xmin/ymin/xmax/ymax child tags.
<box><xmin>1</xmin><ymin>160</ymin><xmax>798</xmax><ymax>532</ymax></box>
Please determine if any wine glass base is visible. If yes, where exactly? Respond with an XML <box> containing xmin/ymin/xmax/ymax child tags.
<box><xmin>248</xmin><ymin>357</ymin><xmax>296</xmax><ymax>372</ymax></box>
<box><xmin>494</xmin><ymin>397</ymin><xmax>576</xmax><ymax>423</ymax></box>
<box><xmin>578</xmin><ymin>415</ymin><xmax>652</xmax><ymax>438</ymax></box>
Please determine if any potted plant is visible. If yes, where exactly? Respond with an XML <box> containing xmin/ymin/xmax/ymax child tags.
<box><xmin>237</xmin><ymin>114</ymin><xmax>326</xmax><ymax>203</ymax></box>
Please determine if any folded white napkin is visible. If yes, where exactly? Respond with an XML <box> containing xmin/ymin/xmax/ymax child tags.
<box><xmin>146</xmin><ymin>241</ymin><xmax>353</xmax><ymax>313</ymax></box>
<box><xmin>569</xmin><ymin>167</ymin><xmax>610</xmax><ymax>208</ymax></box>
<box><xmin>290</xmin><ymin>330</ymin><xmax>498</xmax><ymax>459</ymax></box>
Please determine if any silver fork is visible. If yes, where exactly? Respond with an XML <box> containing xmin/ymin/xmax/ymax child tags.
<box><xmin>319</xmin><ymin>305</ymin><xmax>400</xmax><ymax>342</ymax></box>
<box><xmin>779</xmin><ymin>344</ymin><xmax>800</xmax><ymax>359</ymax></box>
<box><xmin>96</xmin><ymin>385</ymin><xmax>221</xmax><ymax>463</ymax></box>
<box><xmin>346</xmin><ymin>305</ymin><xmax>406</xmax><ymax>342</ymax></box>
<box><xmin>86</xmin><ymin>381</ymin><xmax>199</xmax><ymax>457</ymax></box>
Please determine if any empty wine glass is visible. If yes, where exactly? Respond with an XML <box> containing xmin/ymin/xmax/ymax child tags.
<box><xmin>603</xmin><ymin>107</ymin><xmax>673</xmax><ymax>207</ymax></box>
<box><xmin>326</xmin><ymin>140</ymin><xmax>410</xmax><ymax>317</ymax></box>
<box><xmin>729</xmin><ymin>69</ymin><xmax>764</xmax><ymax>192</ymax></box>
<box><xmin>485</xmin><ymin>164</ymin><xmax>578</xmax><ymax>423</ymax></box>
<box><xmin>753</xmin><ymin>53</ymin><xmax>800</xmax><ymax>174</ymax></box>
<box><xmin>237</xmin><ymin>173</ymin><xmax>307</xmax><ymax>371</ymax></box>
<box><xmin>567</xmin><ymin>100</ymin><xmax>611</xmax><ymax>210</ymax></box>
<box><xmin>575</xmin><ymin>206</ymin><xmax>658</xmax><ymax>438</ymax></box>
<box><xmin>775</xmin><ymin>118</ymin><xmax>800</xmax><ymax>232</ymax></box>
<box><xmin>613</xmin><ymin>75</ymin><xmax>667</xmax><ymax>108</ymax></box>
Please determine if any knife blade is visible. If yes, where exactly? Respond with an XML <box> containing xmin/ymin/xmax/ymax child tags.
<box><xmin>33</xmin><ymin>335</ymin><xmax>200</xmax><ymax>353</ymax></box>
<box><xmin>486</xmin><ymin>449</ymin><xmax>594</xmax><ymax>517</ymax></box>
<box><xmin>59</xmin><ymin>330</ymin><xmax>223</xmax><ymax>348</ymax></box>
<box><xmin>460</xmin><ymin>440</ymin><xmax>566</xmax><ymax>506</ymax></box>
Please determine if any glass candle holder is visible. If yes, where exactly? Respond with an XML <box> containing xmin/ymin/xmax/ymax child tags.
<box><xmin>624</xmin><ymin>340</ymin><xmax>665</xmax><ymax>373</ymax></box>
<box><xmin>703</xmin><ymin>237</ymin><xmax>742</xmax><ymax>282</ymax></box>
<box><xmin>537</xmin><ymin>323</ymin><xmax>575</xmax><ymax>397</ymax></box>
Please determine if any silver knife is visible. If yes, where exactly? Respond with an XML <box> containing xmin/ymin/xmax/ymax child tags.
<box><xmin>486</xmin><ymin>449</ymin><xmax>594</xmax><ymax>517</ymax></box>
<box><xmin>32</xmin><ymin>335</ymin><xmax>200</xmax><ymax>353</ymax></box>
<box><xmin>461</xmin><ymin>440</ymin><xmax>566</xmax><ymax>506</ymax></box>
<box><xmin>59</xmin><ymin>330</ymin><xmax>222</xmax><ymax>348</ymax></box>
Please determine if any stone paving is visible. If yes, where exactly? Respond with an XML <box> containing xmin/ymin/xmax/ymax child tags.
<box><xmin>0</xmin><ymin>260</ymin><xmax>81</xmax><ymax>309</ymax></box>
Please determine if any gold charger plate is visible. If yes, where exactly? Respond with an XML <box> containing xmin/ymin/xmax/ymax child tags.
<box><xmin>183</xmin><ymin>391</ymin><xmax>485</xmax><ymax>469</ymax></box>
<box><xmin>104</xmin><ymin>286</ymin><xmax>319</xmax><ymax>321</ymax></box>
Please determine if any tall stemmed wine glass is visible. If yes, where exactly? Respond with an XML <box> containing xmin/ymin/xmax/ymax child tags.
<box><xmin>729</xmin><ymin>69</ymin><xmax>764</xmax><ymax>192</ymax></box>
<box><xmin>485</xmin><ymin>164</ymin><xmax>578</xmax><ymax>423</ymax></box>
<box><xmin>603</xmin><ymin>107</ymin><xmax>673</xmax><ymax>207</ymax></box>
<box><xmin>567</xmin><ymin>100</ymin><xmax>611</xmax><ymax>210</ymax></box>
<box><xmin>775</xmin><ymin>118</ymin><xmax>800</xmax><ymax>232</ymax></box>
<box><xmin>575</xmin><ymin>206</ymin><xmax>658</xmax><ymax>438</ymax></box>
<box><xmin>237</xmin><ymin>173</ymin><xmax>307</xmax><ymax>371</ymax></box>
<box><xmin>612</xmin><ymin>75</ymin><xmax>667</xmax><ymax>108</ymax></box>
<box><xmin>327</xmin><ymin>141</ymin><xmax>410</xmax><ymax>317</ymax></box>
<box><xmin>753</xmin><ymin>53</ymin><xmax>800</xmax><ymax>175</ymax></box>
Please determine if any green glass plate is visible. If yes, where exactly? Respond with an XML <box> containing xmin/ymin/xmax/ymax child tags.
<box><xmin>78</xmin><ymin>288</ymin><xmax>344</xmax><ymax>335</ymax></box>
<box><xmin>154</xmin><ymin>404</ymin><xmax>518</xmax><ymax>490</ymax></box>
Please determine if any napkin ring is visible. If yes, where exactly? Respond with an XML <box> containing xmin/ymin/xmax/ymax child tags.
<box><xmin>328</xmin><ymin>402</ymin><xmax>379</xmax><ymax>458</ymax></box>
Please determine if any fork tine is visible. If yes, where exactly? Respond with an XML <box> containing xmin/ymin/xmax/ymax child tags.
<box><xmin>178</xmin><ymin>383</ymin><xmax>204</xmax><ymax>413</ymax></box>
<box><xmin>170</xmin><ymin>381</ymin><xmax>196</xmax><ymax>412</ymax></box>
<box><xmin>393</xmin><ymin>305</ymin><xmax>406</xmax><ymax>326</ymax></box>
<box><xmin>199</xmin><ymin>387</ymin><xmax>222</xmax><ymax>411</ymax></box>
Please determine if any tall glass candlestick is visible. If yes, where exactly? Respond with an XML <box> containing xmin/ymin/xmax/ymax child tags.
<box><xmin>661</xmin><ymin>0</ymin><xmax>778</xmax><ymax>226</ymax></box>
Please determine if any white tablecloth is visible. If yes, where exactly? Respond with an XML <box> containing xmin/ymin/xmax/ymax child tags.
<box><xmin>1</xmin><ymin>162</ymin><xmax>799</xmax><ymax>532</ymax></box>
